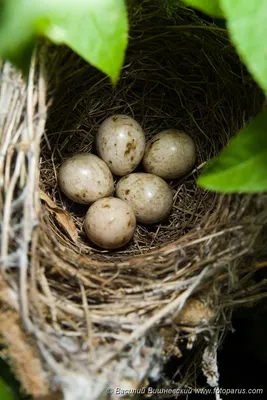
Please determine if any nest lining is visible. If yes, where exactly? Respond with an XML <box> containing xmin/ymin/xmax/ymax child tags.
<box><xmin>1</xmin><ymin>3</ymin><xmax>267</xmax><ymax>398</ymax></box>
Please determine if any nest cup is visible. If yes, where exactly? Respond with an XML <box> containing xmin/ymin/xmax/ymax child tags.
<box><xmin>1</xmin><ymin>3</ymin><xmax>267</xmax><ymax>399</ymax></box>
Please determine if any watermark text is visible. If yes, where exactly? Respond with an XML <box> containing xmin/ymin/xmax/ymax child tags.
<box><xmin>106</xmin><ymin>386</ymin><xmax>264</xmax><ymax>396</ymax></box>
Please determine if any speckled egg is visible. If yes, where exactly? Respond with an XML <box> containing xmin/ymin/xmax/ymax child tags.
<box><xmin>143</xmin><ymin>129</ymin><xmax>197</xmax><ymax>179</ymax></box>
<box><xmin>116</xmin><ymin>173</ymin><xmax>173</xmax><ymax>224</ymax></box>
<box><xmin>84</xmin><ymin>197</ymin><xmax>136</xmax><ymax>249</ymax></box>
<box><xmin>58</xmin><ymin>153</ymin><xmax>114</xmax><ymax>204</ymax></box>
<box><xmin>96</xmin><ymin>114</ymin><xmax>146</xmax><ymax>176</ymax></box>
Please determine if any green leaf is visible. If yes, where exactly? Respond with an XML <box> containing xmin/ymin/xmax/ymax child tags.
<box><xmin>0</xmin><ymin>379</ymin><xmax>14</xmax><ymax>400</ymax></box>
<box><xmin>220</xmin><ymin>0</ymin><xmax>267</xmax><ymax>94</ymax></box>
<box><xmin>0</xmin><ymin>0</ymin><xmax>35</xmax><ymax>74</ymax></box>
<box><xmin>182</xmin><ymin>0</ymin><xmax>224</xmax><ymax>18</ymax></box>
<box><xmin>0</xmin><ymin>0</ymin><xmax>128</xmax><ymax>83</ymax></box>
<box><xmin>198</xmin><ymin>112</ymin><xmax>267</xmax><ymax>193</ymax></box>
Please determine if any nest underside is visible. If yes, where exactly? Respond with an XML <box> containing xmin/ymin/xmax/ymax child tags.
<box><xmin>1</xmin><ymin>3</ymin><xmax>267</xmax><ymax>398</ymax></box>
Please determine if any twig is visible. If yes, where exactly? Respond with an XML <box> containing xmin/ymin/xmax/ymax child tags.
<box><xmin>96</xmin><ymin>267</ymin><xmax>208</xmax><ymax>369</ymax></box>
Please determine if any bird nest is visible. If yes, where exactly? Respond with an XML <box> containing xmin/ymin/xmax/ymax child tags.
<box><xmin>1</xmin><ymin>2</ymin><xmax>267</xmax><ymax>399</ymax></box>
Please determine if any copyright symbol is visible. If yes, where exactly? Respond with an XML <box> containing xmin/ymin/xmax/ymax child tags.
<box><xmin>106</xmin><ymin>387</ymin><xmax>114</xmax><ymax>395</ymax></box>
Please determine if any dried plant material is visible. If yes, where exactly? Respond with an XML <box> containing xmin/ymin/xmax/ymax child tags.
<box><xmin>202</xmin><ymin>338</ymin><xmax>221</xmax><ymax>400</ymax></box>
<box><xmin>0</xmin><ymin>311</ymin><xmax>49</xmax><ymax>397</ymax></box>
<box><xmin>35</xmin><ymin>391</ymin><xmax>63</xmax><ymax>400</ymax></box>
<box><xmin>40</xmin><ymin>190</ymin><xmax>78</xmax><ymax>244</ymax></box>
<box><xmin>160</xmin><ymin>327</ymin><xmax>182</xmax><ymax>357</ymax></box>
<box><xmin>174</xmin><ymin>298</ymin><xmax>216</xmax><ymax>329</ymax></box>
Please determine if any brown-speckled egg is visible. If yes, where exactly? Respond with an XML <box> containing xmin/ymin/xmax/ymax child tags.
<box><xmin>58</xmin><ymin>153</ymin><xmax>114</xmax><ymax>204</ymax></box>
<box><xmin>96</xmin><ymin>114</ymin><xmax>146</xmax><ymax>176</ymax></box>
<box><xmin>84</xmin><ymin>197</ymin><xmax>136</xmax><ymax>249</ymax></box>
<box><xmin>116</xmin><ymin>173</ymin><xmax>173</xmax><ymax>224</ymax></box>
<box><xmin>143</xmin><ymin>129</ymin><xmax>196</xmax><ymax>179</ymax></box>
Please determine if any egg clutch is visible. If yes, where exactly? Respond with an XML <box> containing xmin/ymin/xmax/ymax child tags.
<box><xmin>58</xmin><ymin>115</ymin><xmax>196</xmax><ymax>250</ymax></box>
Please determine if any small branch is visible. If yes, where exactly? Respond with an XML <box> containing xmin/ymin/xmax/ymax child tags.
<box><xmin>96</xmin><ymin>267</ymin><xmax>208</xmax><ymax>370</ymax></box>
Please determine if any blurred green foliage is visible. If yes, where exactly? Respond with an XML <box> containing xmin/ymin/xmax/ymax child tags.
<box><xmin>0</xmin><ymin>0</ymin><xmax>128</xmax><ymax>82</ymax></box>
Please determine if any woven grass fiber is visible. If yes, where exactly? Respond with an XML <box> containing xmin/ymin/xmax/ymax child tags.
<box><xmin>1</xmin><ymin>1</ymin><xmax>267</xmax><ymax>399</ymax></box>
